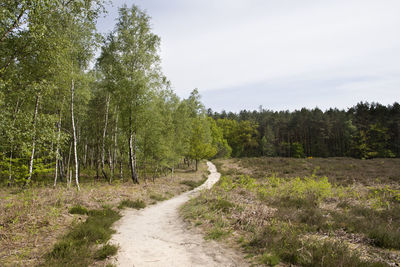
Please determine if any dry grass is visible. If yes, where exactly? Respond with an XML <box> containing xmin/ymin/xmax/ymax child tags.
<box><xmin>0</xmin><ymin>162</ymin><xmax>207</xmax><ymax>266</ymax></box>
<box><xmin>182</xmin><ymin>157</ymin><xmax>400</xmax><ymax>266</ymax></box>
<box><xmin>236</xmin><ymin>157</ymin><xmax>400</xmax><ymax>187</ymax></box>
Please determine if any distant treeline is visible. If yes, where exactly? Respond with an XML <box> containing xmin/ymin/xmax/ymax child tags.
<box><xmin>207</xmin><ymin>102</ymin><xmax>400</xmax><ymax>159</ymax></box>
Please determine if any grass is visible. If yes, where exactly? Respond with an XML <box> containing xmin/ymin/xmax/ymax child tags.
<box><xmin>181</xmin><ymin>157</ymin><xmax>400</xmax><ymax>266</ymax></box>
<box><xmin>206</xmin><ymin>227</ymin><xmax>230</xmax><ymax>240</ymax></box>
<box><xmin>180</xmin><ymin>175</ymin><xmax>207</xmax><ymax>190</ymax></box>
<box><xmin>118</xmin><ymin>199</ymin><xmax>146</xmax><ymax>209</ymax></box>
<box><xmin>94</xmin><ymin>244</ymin><xmax>118</xmax><ymax>260</ymax></box>
<box><xmin>0</xmin><ymin>161</ymin><xmax>209</xmax><ymax>266</ymax></box>
<box><xmin>150</xmin><ymin>193</ymin><xmax>167</xmax><ymax>201</ymax></box>
<box><xmin>69</xmin><ymin>205</ymin><xmax>88</xmax><ymax>215</ymax></box>
<box><xmin>41</xmin><ymin>207</ymin><xmax>121</xmax><ymax>266</ymax></box>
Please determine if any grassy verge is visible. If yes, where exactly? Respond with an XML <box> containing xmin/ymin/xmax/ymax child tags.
<box><xmin>0</xmin><ymin>162</ymin><xmax>208</xmax><ymax>266</ymax></box>
<box><xmin>41</xmin><ymin>207</ymin><xmax>120</xmax><ymax>266</ymax></box>
<box><xmin>180</xmin><ymin>174</ymin><xmax>208</xmax><ymax>190</ymax></box>
<box><xmin>181</xmin><ymin>157</ymin><xmax>400</xmax><ymax>266</ymax></box>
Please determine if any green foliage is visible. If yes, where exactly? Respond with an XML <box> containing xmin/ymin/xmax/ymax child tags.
<box><xmin>185</xmin><ymin>158</ymin><xmax>400</xmax><ymax>266</ymax></box>
<box><xmin>205</xmin><ymin>227</ymin><xmax>230</xmax><ymax>240</ymax></box>
<box><xmin>43</xmin><ymin>208</ymin><xmax>121</xmax><ymax>266</ymax></box>
<box><xmin>209</xmin><ymin>198</ymin><xmax>235</xmax><ymax>213</ymax></box>
<box><xmin>208</xmin><ymin>117</ymin><xmax>232</xmax><ymax>158</ymax></box>
<box><xmin>117</xmin><ymin>199</ymin><xmax>146</xmax><ymax>209</ymax></box>
<box><xmin>94</xmin><ymin>244</ymin><xmax>118</xmax><ymax>260</ymax></box>
<box><xmin>245</xmin><ymin>223</ymin><xmax>385</xmax><ymax>267</ymax></box>
<box><xmin>279</xmin><ymin>142</ymin><xmax>305</xmax><ymax>158</ymax></box>
<box><xmin>260</xmin><ymin>127</ymin><xmax>276</xmax><ymax>157</ymax></box>
<box><xmin>69</xmin><ymin>205</ymin><xmax>88</xmax><ymax>215</ymax></box>
<box><xmin>255</xmin><ymin>176</ymin><xmax>333</xmax><ymax>206</ymax></box>
<box><xmin>188</xmin><ymin>117</ymin><xmax>218</xmax><ymax>163</ymax></box>
<box><xmin>216</xmin><ymin>118</ymin><xmax>259</xmax><ymax>157</ymax></box>
<box><xmin>210</xmin><ymin>102</ymin><xmax>400</xmax><ymax>159</ymax></box>
<box><xmin>260</xmin><ymin>253</ymin><xmax>280</xmax><ymax>266</ymax></box>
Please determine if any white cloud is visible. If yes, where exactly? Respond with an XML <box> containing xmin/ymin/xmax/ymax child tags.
<box><xmin>98</xmin><ymin>0</ymin><xmax>400</xmax><ymax>110</ymax></box>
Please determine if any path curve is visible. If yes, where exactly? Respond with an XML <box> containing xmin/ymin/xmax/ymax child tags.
<box><xmin>110</xmin><ymin>162</ymin><xmax>247</xmax><ymax>267</ymax></box>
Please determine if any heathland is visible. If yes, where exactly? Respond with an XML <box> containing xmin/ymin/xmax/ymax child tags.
<box><xmin>182</xmin><ymin>157</ymin><xmax>400</xmax><ymax>266</ymax></box>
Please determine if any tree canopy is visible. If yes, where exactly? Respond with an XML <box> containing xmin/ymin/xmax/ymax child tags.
<box><xmin>0</xmin><ymin>3</ymin><xmax>229</xmax><ymax>187</ymax></box>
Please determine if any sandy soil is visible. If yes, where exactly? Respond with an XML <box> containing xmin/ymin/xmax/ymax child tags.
<box><xmin>110</xmin><ymin>162</ymin><xmax>247</xmax><ymax>267</ymax></box>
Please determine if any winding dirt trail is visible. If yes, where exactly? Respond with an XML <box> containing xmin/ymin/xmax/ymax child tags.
<box><xmin>110</xmin><ymin>162</ymin><xmax>247</xmax><ymax>267</ymax></box>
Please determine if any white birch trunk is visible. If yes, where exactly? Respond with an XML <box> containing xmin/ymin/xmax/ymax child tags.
<box><xmin>27</xmin><ymin>94</ymin><xmax>40</xmax><ymax>184</ymax></box>
<box><xmin>53</xmin><ymin>110</ymin><xmax>62</xmax><ymax>187</ymax></box>
<box><xmin>71</xmin><ymin>79</ymin><xmax>80</xmax><ymax>191</ymax></box>
<box><xmin>128</xmin><ymin>114</ymin><xmax>138</xmax><ymax>184</ymax></box>
<box><xmin>101</xmin><ymin>94</ymin><xmax>110</xmax><ymax>180</ymax></box>
<box><xmin>112</xmin><ymin>108</ymin><xmax>119</xmax><ymax>178</ymax></box>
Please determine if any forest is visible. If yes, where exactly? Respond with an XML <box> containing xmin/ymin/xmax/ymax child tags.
<box><xmin>0</xmin><ymin>1</ymin><xmax>228</xmax><ymax>188</ymax></box>
<box><xmin>208</xmin><ymin>102</ymin><xmax>400</xmax><ymax>159</ymax></box>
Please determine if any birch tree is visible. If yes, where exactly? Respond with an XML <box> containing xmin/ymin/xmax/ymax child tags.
<box><xmin>108</xmin><ymin>4</ymin><xmax>161</xmax><ymax>183</ymax></box>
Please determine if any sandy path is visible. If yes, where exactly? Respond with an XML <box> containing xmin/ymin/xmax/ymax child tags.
<box><xmin>110</xmin><ymin>162</ymin><xmax>247</xmax><ymax>267</ymax></box>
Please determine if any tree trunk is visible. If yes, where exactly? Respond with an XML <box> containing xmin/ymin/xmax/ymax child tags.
<box><xmin>66</xmin><ymin>141</ymin><xmax>72</xmax><ymax>184</ymax></box>
<box><xmin>8</xmin><ymin>149</ymin><xmax>13</xmax><ymax>186</ymax></box>
<box><xmin>101</xmin><ymin>94</ymin><xmax>110</xmax><ymax>181</ymax></box>
<box><xmin>27</xmin><ymin>94</ymin><xmax>40</xmax><ymax>184</ymax></box>
<box><xmin>113</xmin><ymin>107</ymin><xmax>119</xmax><ymax>178</ymax></box>
<box><xmin>83</xmin><ymin>141</ymin><xmax>88</xmax><ymax>168</ymax></box>
<box><xmin>108</xmin><ymin>150</ymin><xmax>113</xmax><ymax>183</ymax></box>
<box><xmin>119</xmin><ymin>160</ymin><xmax>123</xmax><ymax>180</ymax></box>
<box><xmin>54</xmin><ymin>108</ymin><xmax>62</xmax><ymax>187</ymax></box>
<box><xmin>8</xmin><ymin>99</ymin><xmax>21</xmax><ymax>186</ymax></box>
<box><xmin>128</xmin><ymin>114</ymin><xmax>138</xmax><ymax>184</ymax></box>
<box><xmin>71</xmin><ymin>79</ymin><xmax>80</xmax><ymax>191</ymax></box>
<box><xmin>195</xmin><ymin>159</ymin><xmax>198</xmax><ymax>171</ymax></box>
<box><xmin>134</xmin><ymin>115</ymin><xmax>138</xmax><ymax>178</ymax></box>
<box><xmin>58</xmin><ymin>157</ymin><xmax>64</xmax><ymax>182</ymax></box>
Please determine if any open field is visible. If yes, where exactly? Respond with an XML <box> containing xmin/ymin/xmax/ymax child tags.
<box><xmin>181</xmin><ymin>157</ymin><xmax>400</xmax><ymax>266</ymax></box>
<box><xmin>0</xmin><ymin>162</ymin><xmax>208</xmax><ymax>266</ymax></box>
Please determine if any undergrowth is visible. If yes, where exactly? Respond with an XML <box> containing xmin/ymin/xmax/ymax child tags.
<box><xmin>117</xmin><ymin>199</ymin><xmax>146</xmax><ymax>209</ymax></box>
<box><xmin>68</xmin><ymin>205</ymin><xmax>88</xmax><ymax>215</ymax></box>
<box><xmin>41</xmin><ymin>207</ymin><xmax>121</xmax><ymax>266</ymax></box>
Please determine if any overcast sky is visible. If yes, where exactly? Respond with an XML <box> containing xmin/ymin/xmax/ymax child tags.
<box><xmin>96</xmin><ymin>0</ymin><xmax>400</xmax><ymax>112</ymax></box>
